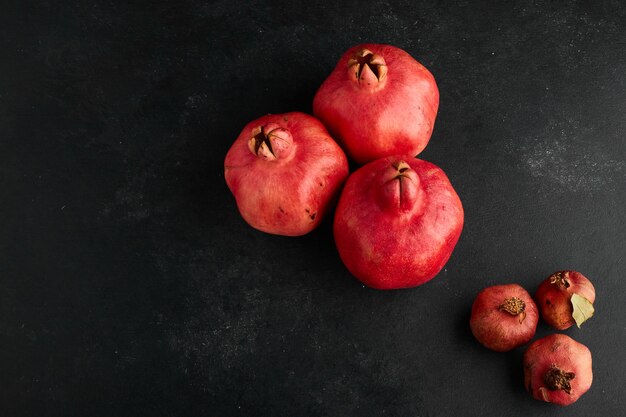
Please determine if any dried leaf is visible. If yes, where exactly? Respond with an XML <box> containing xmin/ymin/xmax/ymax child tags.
<box><xmin>571</xmin><ymin>293</ymin><xmax>594</xmax><ymax>328</ymax></box>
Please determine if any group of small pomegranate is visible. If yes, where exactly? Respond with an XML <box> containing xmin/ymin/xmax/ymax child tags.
<box><xmin>224</xmin><ymin>44</ymin><xmax>596</xmax><ymax>405</ymax></box>
<box><xmin>470</xmin><ymin>271</ymin><xmax>596</xmax><ymax>405</ymax></box>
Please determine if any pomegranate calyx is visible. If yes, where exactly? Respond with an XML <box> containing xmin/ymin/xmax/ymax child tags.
<box><xmin>348</xmin><ymin>48</ymin><xmax>388</xmax><ymax>87</ymax></box>
<box><xmin>499</xmin><ymin>296</ymin><xmax>527</xmax><ymax>323</ymax></box>
<box><xmin>376</xmin><ymin>160</ymin><xmax>423</xmax><ymax>213</ymax></box>
<box><xmin>248</xmin><ymin>123</ymin><xmax>294</xmax><ymax>161</ymax></box>
<box><xmin>544</xmin><ymin>365</ymin><xmax>575</xmax><ymax>394</ymax></box>
<box><xmin>549</xmin><ymin>271</ymin><xmax>571</xmax><ymax>289</ymax></box>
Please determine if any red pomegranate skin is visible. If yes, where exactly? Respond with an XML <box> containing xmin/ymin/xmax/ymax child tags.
<box><xmin>523</xmin><ymin>334</ymin><xmax>593</xmax><ymax>406</ymax></box>
<box><xmin>469</xmin><ymin>284</ymin><xmax>539</xmax><ymax>352</ymax></box>
<box><xmin>535</xmin><ymin>271</ymin><xmax>596</xmax><ymax>330</ymax></box>
<box><xmin>313</xmin><ymin>44</ymin><xmax>439</xmax><ymax>165</ymax></box>
<box><xmin>224</xmin><ymin>112</ymin><xmax>348</xmax><ymax>236</ymax></box>
<box><xmin>333</xmin><ymin>156</ymin><xmax>463</xmax><ymax>289</ymax></box>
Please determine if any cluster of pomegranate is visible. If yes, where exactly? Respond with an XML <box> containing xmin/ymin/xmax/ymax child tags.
<box><xmin>224</xmin><ymin>44</ymin><xmax>597</xmax><ymax>407</ymax></box>
<box><xmin>225</xmin><ymin>44</ymin><xmax>463</xmax><ymax>289</ymax></box>
<box><xmin>470</xmin><ymin>271</ymin><xmax>596</xmax><ymax>406</ymax></box>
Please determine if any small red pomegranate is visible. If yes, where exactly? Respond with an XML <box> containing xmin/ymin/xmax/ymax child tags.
<box><xmin>535</xmin><ymin>271</ymin><xmax>596</xmax><ymax>330</ymax></box>
<box><xmin>470</xmin><ymin>284</ymin><xmax>539</xmax><ymax>352</ymax></box>
<box><xmin>333</xmin><ymin>156</ymin><xmax>463</xmax><ymax>289</ymax></box>
<box><xmin>224</xmin><ymin>112</ymin><xmax>349</xmax><ymax>236</ymax></box>
<box><xmin>313</xmin><ymin>44</ymin><xmax>439</xmax><ymax>165</ymax></box>
<box><xmin>523</xmin><ymin>334</ymin><xmax>593</xmax><ymax>406</ymax></box>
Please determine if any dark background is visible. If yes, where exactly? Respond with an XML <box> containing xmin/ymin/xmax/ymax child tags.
<box><xmin>2</xmin><ymin>1</ymin><xmax>625</xmax><ymax>416</ymax></box>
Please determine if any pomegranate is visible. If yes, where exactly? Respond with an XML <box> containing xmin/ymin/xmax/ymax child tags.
<box><xmin>313</xmin><ymin>44</ymin><xmax>439</xmax><ymax>165</ymax></box>
<box><xmin>535</xmin><ymin>271</ymin><xmax>596</xmax><ymax>330</ymax></box>
<box><xmin>333</xmin><ymin>156</ymin><xmax>463</xmax><ymax>289</ymax></box>
<box><xmin>469</xmin><ymin>284</ymin><xmax>539</xmax><ymax>352</ymax></box>
<box><xmin>224</xmin><ymin>112</ymin><xmax>349</xmax><ymax>236</ymax></box>
<box><xmin>523</xmin><ymin>334</ymin><xmax>593</xmax><ymax>406</ymax></box>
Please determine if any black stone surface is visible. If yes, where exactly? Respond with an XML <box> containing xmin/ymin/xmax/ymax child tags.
<box><xmin>2</xmin><ymin>1</ymin><xmax>625</xmax><ymax>416</ymax></box>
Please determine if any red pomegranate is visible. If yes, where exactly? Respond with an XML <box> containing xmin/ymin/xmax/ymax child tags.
<box><xmin>523</xmin><ymin>334</ymin><xmax>593</xmax><ymax>406</ymax></box>
<box><xmin>333</xmin><ymin>156</ymin><xmax>463</xmax><ymax>289</ymax></box>
<box><xmin>313</xmin><ymin>44</ymin><xmax>439</xmax><ymax>165</ymax></box>
<box><xmin>470</xmin><ymin>284</ymin><xmax>539</xmax><ymax>352</ymax></box>
<box><xmin>224</xmin><ymin>112</ymin><xmax>348</xmax><ymax>236</ymax></box>
<box><xmin>535</xmin><ymin>271</ymin><xmax>596</xmax><ymax>330</ymax></box>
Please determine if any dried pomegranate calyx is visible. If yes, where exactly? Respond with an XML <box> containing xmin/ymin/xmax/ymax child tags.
<box><xmin>248</xmin><ymin>123</ymin><xmax>294</xmax><ymax>160</ymax></box>
<box><xmin>499</xmin><ymin>296</ymin><xmax>527</xmax><ymax>323</ymax></box>
<box><xmin>549</xmin><ymin>271</ymin><xmax>571</xmax><ymax>289</ymax></box>
<box><xmin>348</xmin><ymin>48</ymin><xmax>388</xmax><ymax>87</ymax></box>
<box><xmin>544</xmin><ymin>365</ymin><xmax>576</xmax><ymax>394</ymax></box>
<box><xmin>393</xmin><ymin>160</ymin><xmax>411</xmax><ymax>178</ymax></box>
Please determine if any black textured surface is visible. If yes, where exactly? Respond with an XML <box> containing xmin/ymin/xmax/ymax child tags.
<box><xmin>2</xmin><ymin>1</ymin><xmax>626</xmax><ymax>416</ymax></box>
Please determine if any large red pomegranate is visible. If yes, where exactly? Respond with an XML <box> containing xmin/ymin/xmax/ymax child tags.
<box><xmin>333</xmin><ymin>156</ymin><xmax>463</xmax><ymax>289</ymax></box>
<box><xmin>224</xmin><ymin>112</ymin><xmax>348</xmax><ymax>236</ymax></box>
<box><xmin>523</xmin><ymin>334</ymin><xmax>593</xmax><ymax>406</ymax></box>
<box><xmin>313</xmin><ymin>44</ymin><xmax>439</xmax><ymax>165</ymax></box>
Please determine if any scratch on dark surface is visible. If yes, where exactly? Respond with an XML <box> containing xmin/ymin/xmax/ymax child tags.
<box><xmin>509</xmin><ymin>130</ymin><xmax>625</xmax><ymax>193</ymax></box>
